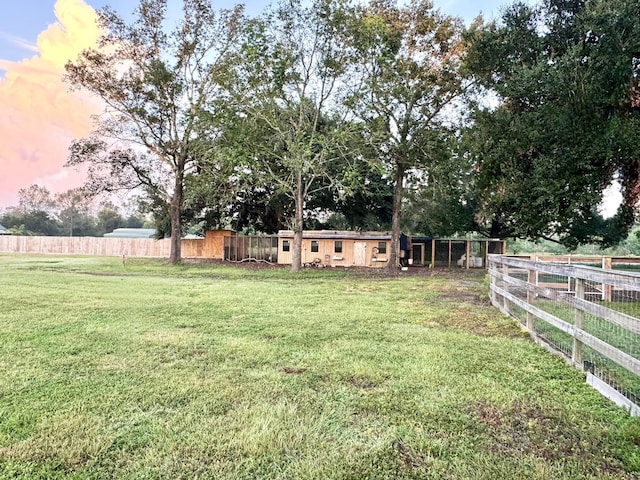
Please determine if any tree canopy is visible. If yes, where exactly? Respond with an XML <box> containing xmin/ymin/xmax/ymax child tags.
<box><xmin>347</xmin><ymin>0</ymin><xmax>468</xmax><ymax>267</ymax></box>
<box><xmin>218</xmin><ymin>0</ymin><xmax>359</xmax><ymax>271</ymax></box>
<box><xmin>464</xmin><ymin>0</ymin><xmax>640</xmax><ymax>247</ymax></box>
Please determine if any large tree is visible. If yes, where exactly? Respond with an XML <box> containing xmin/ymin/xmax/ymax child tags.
<box><xmin>65</xmin><ymin>0</ymin><xmax>244</xmax><ymax>263</ymax></box>
<box><xmin>15</xmin><ymin>185</ymin><xmax>56</xmax><ymax>215</ymax></box>
<box><xmin>347</xmin><ymin>0</ymin><xmax>468</xmax><ymax>268</ymax></box>
<box><xmin>465</xmin><ymin>0</ymin><xmax>640</xmax><ymax>247</ymax></box>
<box><xmin>223</xmin><ymin>0</ymin><xmax>358</xmax><ymax>272</ymax></box>
<box><xmin>55</xmin><ymin>188</ymin><xmax>96</xmax><ymax>237</ymax></box>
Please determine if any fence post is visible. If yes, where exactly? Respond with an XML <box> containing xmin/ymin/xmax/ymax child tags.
<box><xmin>502</xmin><ymin>261</ymin><xmax>509</xmax><ymax>314</ymax></box>
<box><xmin>603</xmin><ymin>257</ymin><xmax>613</xmax><ymax>302</ymax></box>
<box><xmin>526</xmin><ymin>268</ymin><xmax>535</xmax><ymax>331</ymax></box>
<box><xmin>573</xmin><ymin>277</ymin><xmax>585</xmax><ymax>368</ymax></box>
<box><xmin>488</xmin><ymin>258</ymin><xmax>495</xmax><ymax>304</ymax></box>
<box><xmin>431</xmin><ymin>240</ymin><xmax>436</xmax><ymax>269</ymax></box>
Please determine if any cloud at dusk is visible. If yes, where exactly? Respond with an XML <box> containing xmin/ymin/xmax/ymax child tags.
<box><xmin>0</xmin><ymin>0</ymin><xmax>102</xmax><ymax>209</ymax></box>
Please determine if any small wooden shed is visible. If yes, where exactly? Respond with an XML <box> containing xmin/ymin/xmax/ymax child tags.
<box><xmin>182</xmin><ymin>230</ymin><xmax>234</xmax><ymax>259</ymax></box>
<box><xmin>277</xmin><ymin>230</ymin><xmax>392</xmax><ymax>268</ymax></box>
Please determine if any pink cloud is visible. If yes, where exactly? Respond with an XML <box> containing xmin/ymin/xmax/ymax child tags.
<box><xmin>0</xmin><ymin>0</ymin><xmax>102</xmax><ymax>210</ymax></box>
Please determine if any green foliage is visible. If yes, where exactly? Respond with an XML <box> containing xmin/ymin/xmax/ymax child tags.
<box><xmin>626</xmin><ymin>226</ymin><xmax>640</xmax><ymax>256</ymax></box>
<box><xmin>464</xmin><ymin>0</ymin><xmax>640</xmax><ymax>246</ymax></box>
<box><xmin>402</xmin><ymin>137</ymin><xmax>478</xmax><ymax>236</ymax></box>
<box><xmin>0</xmin><ymin>210</ymin><xmax>60</xmax><ymax>236</ymax></box>
<box><xmin>52</xmin><ymin>0</ymin><xmax>640</xmax><ymax>253</ymax></box>
<box><xmin>55</xmin><ymin>188</ymin><xmax>96</xmax><ymax>237</ymax></box>
<box><xmin>0</xmin><ymin>187</ymin><xmax>152</xmax><ymax>237</ymax></box>
<box><xmin>220</xmin><ymin>0</ymin><xmax>361</xmax><ymax>269</ymax></box>
<box><xmin>347</xmin><ymin>0</ymin><xmax>468</xmax><ymax>264</ymax></box>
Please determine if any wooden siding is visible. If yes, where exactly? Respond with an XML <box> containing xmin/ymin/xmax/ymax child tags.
<box><xmin>277</xmin><ymin>237</ymin><xmax>389</xmax><ymax>267</ymax></box>
<box><xmin>206</xmin><ymin>230</ymin><xmax>234</xmax><ymax>259</ymax></box>
<box><xmin>182</xmin><ymin>230</ymin><xmax>234</xmax><ymax>259</ymax></box>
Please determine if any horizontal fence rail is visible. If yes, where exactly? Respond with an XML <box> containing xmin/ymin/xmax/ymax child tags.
<box><xmin>489</xmin><ymin>255</ymin><xmax>640</xmax><ymax>415</ymax></box>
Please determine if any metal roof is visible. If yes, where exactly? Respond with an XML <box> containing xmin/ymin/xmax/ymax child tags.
<box><xmin>103</xmin><ymin>228</ymin><xmax>157</xmax><ymax>238</ymax></box>
<box><xmin>277</xmin><ymin>230</ymin><xmax>392</xmax><ymax>241</ymax></box>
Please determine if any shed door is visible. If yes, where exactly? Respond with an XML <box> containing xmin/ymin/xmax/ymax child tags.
<box><xmin>354</xmin><ymin>242</ymin><xmax>367</xmax><ymax>266</ymax></box>
<box><xmin>412</xmin><ymin>244</ymin><xmax>424</xmax><ymax>265</ymax></box>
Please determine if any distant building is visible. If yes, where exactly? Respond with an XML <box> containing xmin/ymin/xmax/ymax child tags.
<box><xmin>0</xmin><ymin>224</ymin><xmax>11</xmax><ymax>235</ymax></box>
<box><xmin>103</xmin><ymin>228</ymin><xmax>157</xmax><ymax>238</ymax></box>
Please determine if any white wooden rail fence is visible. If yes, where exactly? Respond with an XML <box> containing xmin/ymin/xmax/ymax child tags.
<box><xmin>488</xmin><ymin>255</ymin><xmax>640</xmax><ymax>415</ymax></box>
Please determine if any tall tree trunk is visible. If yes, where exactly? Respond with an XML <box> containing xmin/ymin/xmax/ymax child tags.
<box><xmin>388</xmin><ymin>162</ymin><xmax>406</xmax><ymax>270</ymax></box>
<box><xmin>291</xmin><ymin>169</ymin><xmax>304</xmax><ymax>273</ymax></box>
<box><xmin>168</xmin><ymin>167</ymin><xmax>184</xmax><ymax>265</ymax></box>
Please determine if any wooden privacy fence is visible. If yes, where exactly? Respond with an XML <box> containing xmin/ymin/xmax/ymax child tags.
<box><xmin>488</xmin><ymin>255</ymin><xmax>640</xmax><ymax>415</ymax></box>
<box><xmin>0</xmin><ymin>235</ymin><xmax>171</xmax><ymax>257</ymax></box>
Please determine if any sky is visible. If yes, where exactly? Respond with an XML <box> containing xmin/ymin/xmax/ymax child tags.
<box><xmin>0</xmin><ymin>0</ymin><xmax>558</xmax><ymax>214</ymax></box>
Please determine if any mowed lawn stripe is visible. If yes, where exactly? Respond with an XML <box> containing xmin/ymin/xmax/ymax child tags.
<box><xmin>0</xmin><ymin>255</ymin><xmax>638</xmax><ymax>479</ymax></box>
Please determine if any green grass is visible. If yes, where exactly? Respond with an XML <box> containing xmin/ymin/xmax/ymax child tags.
<box><xmin>1</xmin><ymin>254</ymin><xmax>639</xmax><ymax>479</ymax></box>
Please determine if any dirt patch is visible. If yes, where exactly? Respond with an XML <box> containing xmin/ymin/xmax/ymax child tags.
<box><xmin>440</xmin><ymin>289</ymin><xmax>487</xmax><ymax>306</ymax></box>
<box><xmin>184</xmin><ymin>258</ymin><xmax>285</xmax><ymax>270</ymax></box>
<box><xmin>392</xmin><ymin>438</ymin><xmax>427</xmax><ymax>471</ymax></box>
<box><xmin>472</xmin><ymin>400</ymin><xmax>627</xmax><ymax>474</ymax></box>
<box><xmin>348</xmin><ymin>376</ymin><xmax>377</xmax><ymax>390</ymax></box>
<box><xmin>183</xmin><ymin>258</ymin><xmax>487</xmax><ymax>279</ymax></box>
<box><xmin>282</xmin><ymin>366</ymin><xmax>305</xmax><ymax>374</ymax></box>
<box><xmin>355</xmin><ymin>266</ymin><xmax>486</xmax><ymax>280</ymax></box>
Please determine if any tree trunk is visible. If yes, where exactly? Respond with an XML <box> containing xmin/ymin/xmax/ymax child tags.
<box><xmin>387</xmin><ymin>162</ymin><xmax>406</xmax><ymax>270</ymax></box>
<box><xmin>168</xmin><ymin>167</ymin><xmax>184</xmax><ymax>265</ymax></box>
<box><xmin>488</xmin><ymin>219</ymin><xmax>507</xmax><ymax>240</ymax></box>
<box><xmin>291</xmin><ymin>170</ymin><xmax>304</xmax><ymax>273</ymax></box>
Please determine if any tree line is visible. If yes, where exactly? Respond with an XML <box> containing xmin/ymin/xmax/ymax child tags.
<box><xmin>18</xmin><ymin>0</ymin><xmax>640</xmax><ymax>270</ymax></box>
<box><xmin>0</xmin><ymin>185</ymin><xmax>146</xmax><ymax>237</ymax></box>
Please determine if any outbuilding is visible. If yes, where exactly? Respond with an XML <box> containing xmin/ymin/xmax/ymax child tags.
<box><xmin>103</xmin><ymin>228</ymin><xmax>157</xmax><ymax>238</ymax></box>
<box><xmin>277</xmin><ymin>230</ymin><xmax>395</xmax><ymax>268</ymax></box>
<box><xmin>0</xmin><ymin>224</ymin><xmax>10</xmax><ymax>235</ymax></box>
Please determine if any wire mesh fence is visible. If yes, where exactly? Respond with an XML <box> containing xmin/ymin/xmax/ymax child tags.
<box><xmin>489</xmin><ymin>255</ymin><xmax>640</xmax><ymax>414</ymax></box>
<box><xmin>223</xmin><ymin>236</ymin><xmax>278</xmax><ymax>262</ymax></box>
<box><xmin>408</xmin><ymin>238</ymin><xmax>505</xmax><ymax>268</ymax></box>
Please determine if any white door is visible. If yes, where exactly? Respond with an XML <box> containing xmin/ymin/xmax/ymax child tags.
<box><xmin>354</xmin><ymin>242</ymin><xmax>367</xmax><ymax>266</ymax></box>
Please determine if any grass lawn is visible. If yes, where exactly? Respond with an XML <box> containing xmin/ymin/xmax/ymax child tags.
<box><xmin>0</xmin><ymin>254</ymin><xmax>639</xmax><ymax>479</ymax></box>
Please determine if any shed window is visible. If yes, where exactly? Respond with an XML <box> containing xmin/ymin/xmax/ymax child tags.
<box><xmin>334</xmin><ymin>241</ymin><xmax>342</xmax><ymax>253</ymax></box>
<box><xmin>282</xmin><ymin>240</ymin><xmax>290</xmax><ymax>252</ymax></box>
<box><xmin>311</xmin><ymin>240</ymin><xmax>319</xmax><ymax>253</ymax></box>
<box><xmin>378</xmin><ymin>242</ymin><xmax>387</xmax><ymax>254</ymax></box>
